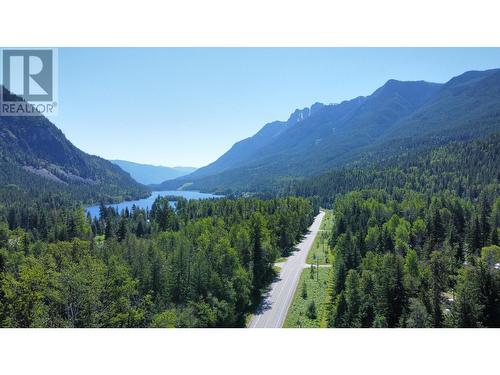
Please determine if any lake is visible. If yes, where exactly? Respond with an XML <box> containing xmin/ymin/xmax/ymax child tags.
<box><xmin>86</xmin><ymin>190</ymin><xmax>223</xmax><ymax>219</ymax></box>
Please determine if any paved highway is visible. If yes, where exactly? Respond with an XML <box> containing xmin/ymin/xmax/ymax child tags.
<box><xmin>248</xmin><ymin>210</ymin><xmax>325</xmax><ymax>328</ymax></box>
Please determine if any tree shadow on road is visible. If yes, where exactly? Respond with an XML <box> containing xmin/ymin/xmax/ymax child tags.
<box><xmin>250</xmin><ymin>269</ymin><xmax>283</xmax><ymax>316</ymax></box>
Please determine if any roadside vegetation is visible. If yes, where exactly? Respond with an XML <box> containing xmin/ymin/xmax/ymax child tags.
<box><xmin>307</xmin><ymin>209</ymin><xmax>334</xmax><ymax>264</ymax></box>
<box><xmin>287</xmin><ymin>135</ymin><xmax>500</xmax><ymax>328</ymax></box>
<box><xmin>284</xmin><ymin>266</ymin><xmax>330</xmax><ymax>328</ymax></box>
<box><xmin>325</xmin><ymin>189</ymin><xmax>500</xmax><ymax>328</ymax></box>
<box><xmin>0</xmin><ymin>196</ymin><xmax>317</xmax><ymax>327</ymax></box>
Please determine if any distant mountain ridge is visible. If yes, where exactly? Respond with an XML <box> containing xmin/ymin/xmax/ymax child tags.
<box><xmin>110</xmin><ymin>160</ymin><xmax>197</xmax><ymax>185</ymax></box>
<box><xmin>0</xmin><ymin>86</ymin><xmax>149</xmax><ymax>203</ymax></box>
<box><xmin>157</xmin><ymin>69</ymin><xmax>500</xmax><ymax>193</ymax></box>
<box><xmin>187</xmin><ymin>103</ymin><xmax>323</xmax><ymax>180</ymax></box>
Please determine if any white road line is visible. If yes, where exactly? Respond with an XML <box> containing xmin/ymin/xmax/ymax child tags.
<box><xmin>248</xmin><ymin>211</ymin><xmax>325</xmax><ymax>328</ymax></box>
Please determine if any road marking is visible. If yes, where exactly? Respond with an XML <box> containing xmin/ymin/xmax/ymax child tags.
<box><xmin>248</xmin><ymin>211</ymin><xmax>325</xmax><ymax>328</ymax></box>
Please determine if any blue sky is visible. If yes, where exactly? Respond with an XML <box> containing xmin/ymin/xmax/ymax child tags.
<box><xmin>54</xmin><ymin>48</ymin><xmax>500</xmax><ymax>167</ymax></box>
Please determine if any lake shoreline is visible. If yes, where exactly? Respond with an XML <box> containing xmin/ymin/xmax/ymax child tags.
<box><xmin>86</xmin><ymin>190</ymin><xmax>223</xmax><ymax>219</ymax></box>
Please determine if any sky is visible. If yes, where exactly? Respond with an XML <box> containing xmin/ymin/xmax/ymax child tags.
<box><xmin>54</xmin><ymin>48</ymin><xmax>500</xmax><ymax>168</ymax></box>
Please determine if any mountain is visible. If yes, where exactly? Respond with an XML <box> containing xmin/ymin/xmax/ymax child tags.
<box><xmin>187</xmin><ymin>103</ymin><xmax>324</xmax><ymax>180</ymax></box>
<box><xmin>0</xmin><ymin>87</ymin><xmax>150</xmax><ymax>203</ymax></box>
<box><xmin>110</xmin><ymin>160</ymin><xmax>196</xmax><ymax>185</ymax></box>
<box><xmin>157</xmin><ymin>69</ymin><xmax>500</xmax><ymax>193</ymax></box>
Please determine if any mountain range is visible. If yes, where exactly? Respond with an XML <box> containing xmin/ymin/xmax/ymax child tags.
<box><xmin>155</xmin><ymin>68</ymin><xmax>500</xmax><ymax>193</ymax></box>
<box><xmin>110</xmin><ymin>160</ymin><xmax>196</xmax><ymax>185</ymax></box>
<box><xmin>2</xmin><ymin>68</ymin><xmax>500</xmax><ymax>203</ymax></box>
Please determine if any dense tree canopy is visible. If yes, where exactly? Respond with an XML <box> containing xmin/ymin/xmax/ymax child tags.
<box><xmin>0</xmin><ymin>196</ymin><xmax>316</xmax><ymax>327</ymax></box>
<box><xmin>1</xmin><ymin>130</ymin><xmax>498</xmax><ymax>328</ymax></box>
<box><xmin>325</xmin><ymin>187</ymin><xmax>499</xmax><ymax>328</ymax></box>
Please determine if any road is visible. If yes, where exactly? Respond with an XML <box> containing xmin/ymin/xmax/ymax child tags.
<box><xmin>248</xmin><ymin>210</ymin><xmax>325</xmax><ymax>328</ymax></box>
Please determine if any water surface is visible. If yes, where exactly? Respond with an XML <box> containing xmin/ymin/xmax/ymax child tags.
<box><xmin>86</xmin><ymin>190</ymin><xmax>222</xmax><ymax>219</ymax></box>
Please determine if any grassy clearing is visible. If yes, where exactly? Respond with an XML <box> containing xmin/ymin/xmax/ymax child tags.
<box><xmin>319</xmin><ymin>209</ymin><xmax>334</xmax><ymax>231</ymax></box>
<box><xmin>307</xmin><ymin>209</ymin><xmax>334</xmax><ymax>265</ymax></box>
<box><xmin>283</xmin><ymin>267</ymin><xmax>330</xmax><ymax>328</ymax></box>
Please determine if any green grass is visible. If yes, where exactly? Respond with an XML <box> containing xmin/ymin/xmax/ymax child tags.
<box><xmin>319</xmin><ymin>209</ymin><xmax>334</xmax><ymax>231</ymax></box>
<box><xmin>283</xmin><ymin>267</ymin><xmax>330</xmax><ymax>328</ymax></box>
<box><xmin>306</xmin><ymin>209</ymin><xmax>334</xmax><ymax>265</ymax></box>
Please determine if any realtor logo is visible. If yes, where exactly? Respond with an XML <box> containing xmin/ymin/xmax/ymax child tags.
<box><xmin>1</xmin><ymin>48</ymin><xmax>58</xmax><ymax>116</ymax></box>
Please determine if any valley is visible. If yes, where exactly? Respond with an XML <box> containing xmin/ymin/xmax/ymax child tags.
<box><xmin>0</xmin><ymin>66</ymin><xmax>499</xmax><ymax>328</ymax></box>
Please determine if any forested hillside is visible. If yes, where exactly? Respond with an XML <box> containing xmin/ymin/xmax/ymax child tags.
<box><xmin>291</xmin><ymin>133</ymin><xmax>500</xmax><ymax>327</ymax></box>
<box><xmin>159</xmin><ymin>69</ymin><xmax>500</xmax><ymax>193</ymax></box>
<box><xmin>0</xmin><ymin>87</ymin><xmax>149</xmax><ymax>204</ymax></box>
<box><xmin>292</xmin><ymin>133</ymin><xmax>500</xmax><ymax>206</ymax></box>
<box><xmin>0</xmin><ymin>196</ymin><xmax>316</xmax><ymax>327</ymax></box>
